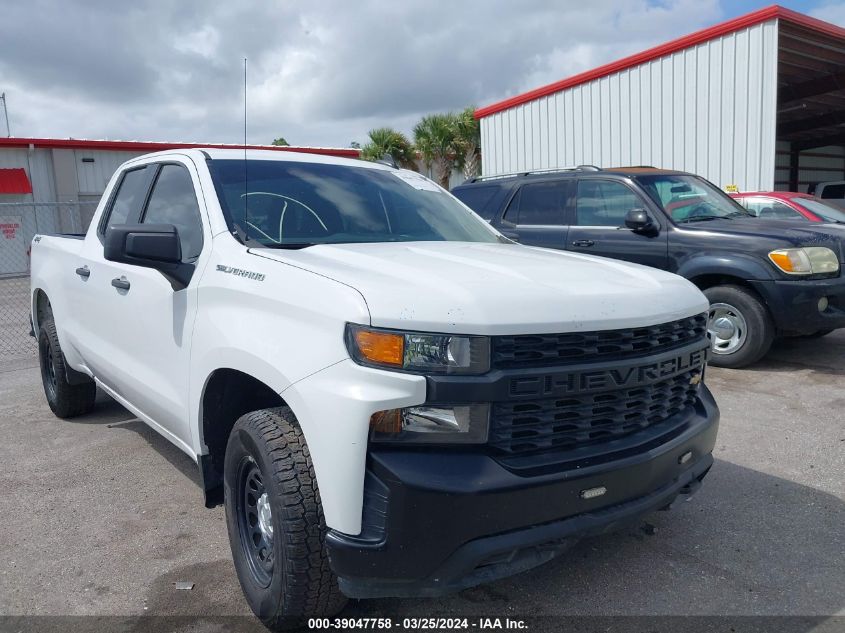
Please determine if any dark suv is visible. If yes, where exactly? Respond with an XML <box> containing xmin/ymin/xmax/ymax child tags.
<box><xmin>452</xmin><ymin>167</ymin><xmax>845</xmax><ymax>368</ymax></box>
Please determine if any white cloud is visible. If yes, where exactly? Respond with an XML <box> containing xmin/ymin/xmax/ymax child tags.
<box><xmin>0</xmin><ymin>0</ymin><xmax>726</xmax><ymax>147</ymax></box>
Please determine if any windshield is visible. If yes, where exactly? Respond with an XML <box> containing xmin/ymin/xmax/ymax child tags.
<box><xmin>792</xmin><ymin>197</ymin><xmax>845</xmax><ymax>223</ymax></box>
<box><xmin>635</xmin><ymin>174</ymin><xmax>751</xmax><ymax>223</ymax></box>
<box><xmin>207</xmin><ymin>160</ymin><xmax>502</xmax><ymax>247</ymax></box>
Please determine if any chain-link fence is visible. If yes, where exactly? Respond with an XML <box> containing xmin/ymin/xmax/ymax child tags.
<box><xmin>0</xmin><ymin>201</ymin><xmax>98</xmax><ymax>362</ymax></box>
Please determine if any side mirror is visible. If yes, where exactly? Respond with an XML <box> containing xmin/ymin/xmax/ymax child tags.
<box><xmin>624</xmin><ymin>208</ymin><xmax>656</xmax><ymax>233</ymax></box>
<box><xmin>104</xmin><ymin>223</ymin><xmax>192</xmax><ymax>288</ymax></box>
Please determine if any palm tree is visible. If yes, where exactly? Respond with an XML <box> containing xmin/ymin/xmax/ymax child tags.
<box><xmin>454</xmin><ymin>106</ymin><xmax>481</xmax><ymax>180</ymax></box>
<box><xmin>413</xmin><ymin>113</ymin><xmax>458</xmax><ymax>189</ymax></box>
<box><xmin>361</xmin><ymin>128</ymin><xmax>417</xmax><ymax>170</ymax></box>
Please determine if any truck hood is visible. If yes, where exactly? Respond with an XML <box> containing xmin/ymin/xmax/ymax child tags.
<box><xmin>252</xmin><ymin>242</ymin><xmax>708</xmax><ymax>335</ymax></box>
<box><xmin>680</xmin><ymin>218</ymin><xmax>845</xmax><ymax>259</ymax></box>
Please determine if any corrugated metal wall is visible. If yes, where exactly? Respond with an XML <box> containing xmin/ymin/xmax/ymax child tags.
<box><xmin>0</xmin><ymin>148</ymin><xmax>56</xmax><ymax>203</ymax></box>
<box><xmin>480</xmin><ymin>19</ymin><xmax>780</xmax><ymax>191</ymax></box>
<box><xmin>74</xmin><ymin>149</ymin><xmax>142</xmax><ymax>195</ymax></box>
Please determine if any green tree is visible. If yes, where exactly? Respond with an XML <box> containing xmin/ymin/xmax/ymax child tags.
<box><xmin>413</xmin><ymin>113</ymin><xmax>458</xmax><ymax>188</ymax></box>
<box><xmin>271</xmin><ymin>137</ymin><xmax>290</xmax><ymax>146</ymax></box>
<box><xmin>360</xmin><ymin>127</ymin><xmax>417</xmax><ymax>170</ymax></box>
<box><xmin>454</xmin><ymin>106</ymin><xmax>481</xmax><ymax>180</ymax></box>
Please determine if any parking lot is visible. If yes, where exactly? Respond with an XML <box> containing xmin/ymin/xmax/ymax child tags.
<box><xmin>0</xmin><ymin>281</ymin><xmax>842</xmax><ymax>631</ymax></box>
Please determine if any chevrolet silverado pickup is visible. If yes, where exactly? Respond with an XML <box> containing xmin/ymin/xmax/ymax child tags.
<box><xmin>31</xmin><ymin>149</ymin><xmax>719</xmax><ymax>630</ymax></box>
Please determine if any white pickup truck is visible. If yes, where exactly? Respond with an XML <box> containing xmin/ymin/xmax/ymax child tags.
<box><xmin>31</xmin><ymin>149</ymin><xmax>719</xmax><ymax>629</ymax></box>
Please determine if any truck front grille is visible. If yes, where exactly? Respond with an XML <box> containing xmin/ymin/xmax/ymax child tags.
<box><xmin>491</xmin><ymin>314</ymin><xmax>707</xmax><ymax>369</ymax></box>
<box><xmin>489</xmin><ymin>367</ymin><xmax>701</xmax><ymax>457</ymax></box>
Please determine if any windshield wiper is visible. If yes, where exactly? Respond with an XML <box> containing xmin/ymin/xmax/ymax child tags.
<box><xmin>678</xmin><ymin>216</ymin><xmax>723</xmax><ymax>223</ymax></box>
<box><xmin>260</xmin><ymin>242</ymin><xmax>319</xmax><ymax>250</ymax></box>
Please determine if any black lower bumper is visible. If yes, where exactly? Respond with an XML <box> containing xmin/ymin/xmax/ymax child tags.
<box><xmin>750</xmin><ymin>276</ymin><xmax>845</xmax><ymax>333</ymax></box>
<box><xmin>327</xmin><ymin>387</ymin><xmax>719</xmax><ymax>599</ymax></box>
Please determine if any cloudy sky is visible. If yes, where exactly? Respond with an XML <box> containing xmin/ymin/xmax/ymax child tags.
<box><xmin>1</xmin><ymin>0</ymin><xmax>844</xmax><ymax>148</ymax></box>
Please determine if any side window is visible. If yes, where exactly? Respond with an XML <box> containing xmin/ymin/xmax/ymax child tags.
<box><xmin>576</xmin><ymin>180</ymin><xmax>640</xmax><ymax>227</ymax></box>
<box><xmin>451</xmin><ymin>185</ymin><xmax>499</xmax><ymax>220</ymax></box>
<box><xmin>142</xmin><ymin>164</ymin><xmax>204</xmax><ymax>262</ymax></box>
<box><xmin>503</xmin><ymin>181</ymin><xmax>567</xmax><ymax>225</ymax></box>
<box><xmin>100</xmin><ymin>166</ymin><xmax>149</xmax><ymax>235</ymax></box>
<box><xmin>741</xmin><ymin>197</ymin><xmax>803</xmax><ymax>220</ymax></box>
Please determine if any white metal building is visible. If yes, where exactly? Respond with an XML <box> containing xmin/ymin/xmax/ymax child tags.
<box><xmin>475</xmin><ymin>5</ymin><xmax>845</xmax><ymax>193</ymax></box>
<box><xmin>0</xmin><ymin>138</ymin><xmax>358</xmax><ymax>275</ymax></box>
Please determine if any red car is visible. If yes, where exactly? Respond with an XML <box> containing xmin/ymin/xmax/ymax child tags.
<box><xmin>730</xmin><ymin>191</ymin><xmax>845</xmax><ymax>223</ymax></box>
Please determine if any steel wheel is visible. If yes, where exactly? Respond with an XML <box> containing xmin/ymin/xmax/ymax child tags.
<box><xmin>708</xmin><ymin>302</ymin><xmax>748</xmax><ymax>355</ymax></box>
<box><xmin>39</xmin><ymin>334</ymin><xmax>58</xmax><ymax>402</ymax></box>
<box><xmin>236</xmin><ymin>456</ymin><xmax>274</xmax><ymax>587</ymax></box>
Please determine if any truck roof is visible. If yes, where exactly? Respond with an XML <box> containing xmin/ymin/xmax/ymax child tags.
<box><xmin>124</xmin><ymin>147</ymin><xmax>388</xmax><ymax>170</ymax></box>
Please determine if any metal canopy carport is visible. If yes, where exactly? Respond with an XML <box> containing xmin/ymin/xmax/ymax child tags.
<box><xmin>475</xmin><ymin>5</ymin><xmax>845</xmax><ymax>193</ymax></box>
<box><xmin>777</xmin><ymin>18</ymin><xmax>845</xmax><ymax>190</ymax></box>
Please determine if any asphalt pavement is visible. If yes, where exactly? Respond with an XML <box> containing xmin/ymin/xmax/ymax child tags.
<box><xmin>0</xmin><ymin>328</ymin><xmax>842</xmax><ymax>631</ymax></box>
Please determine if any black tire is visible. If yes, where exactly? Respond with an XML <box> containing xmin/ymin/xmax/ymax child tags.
<box><xmin>224</xmin><ymin>407</ymin><xmax>347</xmax><ymax>630</ymax></box>
<box><xmin>37</xmin><ymin>319</ymin><xmax>96</xmax><ymax>418</ymax></box>
<box><xmin>801</xmin><ymin>329</ymin><xmax>834</xmax><ymax>339</ymax></box>
<box><xmin>704</xmin><ymin>285</ymin><xmax>774</xmax><ymax>369</ymax></box>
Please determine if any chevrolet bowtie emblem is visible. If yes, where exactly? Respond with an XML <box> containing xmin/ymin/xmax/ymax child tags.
<box><xmin>689</xmin><ymin>372</ymin><xmax>702</xmax><ymax>385</ymax></box>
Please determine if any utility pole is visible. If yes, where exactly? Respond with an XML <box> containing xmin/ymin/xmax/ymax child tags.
<box><xmin>0</xmin><ymin>93</ymin><xmax>9</xmax><ymax>137</ymax></box>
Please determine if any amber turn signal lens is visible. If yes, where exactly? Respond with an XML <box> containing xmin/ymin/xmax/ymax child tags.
<box><xmin>354</xmin><ymin>329</ymin><xmax>404</xmax><ymax>366</ymax></box>
<box><xmin>768</xmin><ymin>251</ymin><xmax>796</xmax><ymax>272</ymax></box>
<box><xmin>370</xmin><ymin>409</ymin><xmax>403</xmax><ymax>434</ymax></box>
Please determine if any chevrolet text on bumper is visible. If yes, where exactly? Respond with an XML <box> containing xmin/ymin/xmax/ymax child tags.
<box><xmin>30</xmin><ymin>149</ymin><xmax>719</xmax><ymax>630</ymax></box>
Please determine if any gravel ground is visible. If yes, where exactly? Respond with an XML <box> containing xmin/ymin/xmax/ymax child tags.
<box><xmin>0</xmin><ymin>321</ymin><xmax>842</xmax><ymax>631</ymax></box>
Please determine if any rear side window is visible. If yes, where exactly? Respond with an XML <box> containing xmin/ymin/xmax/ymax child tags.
<box><xmin>142</xmin><ymin>164</ymin><xmax>204</xmax><ymax>262</ymax></box>
<box><xmin>504</xmin><ymin>181</ymin><xmax>568</xmax><ymax>225</ymax></box>
<box><xmin>451</xmin><ymin>185</ymin><xmax>499</xmax><ymax>220</ymax></box>
<box><xmin>575</xmin><ymin>180</ymin><xmax>639</xmax><ymax>226</ymax></box>
<box><xmin>101</xmin><ymin>166</ymin><xmax>149</xmax><ymax>234</ymax></box>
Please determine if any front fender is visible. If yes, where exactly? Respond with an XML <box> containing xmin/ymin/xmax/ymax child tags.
<box><xmin>281</xmin><ymin>360</ymin><xmax>426</xmax><ymax>535</ymax></box>
<box><xmin>676</xmin><ymin>253</ymin><xmax>776</xmax><ymax>282</ymax></box>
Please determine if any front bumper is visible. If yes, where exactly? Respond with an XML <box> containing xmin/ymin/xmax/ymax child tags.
<box><xmin>326</xmin><ymin>385</ymin><xmax>719</xmax><ymax>599</ymax></box>
<box><xmin>750</xmin><ymin>276</ymin><xmax>845</xmax><ymax>333</ymax></box>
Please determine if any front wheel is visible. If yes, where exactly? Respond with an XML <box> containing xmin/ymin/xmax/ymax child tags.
<box><xmin>704</xmin><ymin>285</ymin><xmax>774</xmax><ymax>369</ymax></box>
<box><xmin>224</xmin><ymin>407</ymin><xmax>347</xmax><ymax>630</ymax></box>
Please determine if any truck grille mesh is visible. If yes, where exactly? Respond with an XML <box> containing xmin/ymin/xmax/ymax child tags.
<box><xmin>491</xmin><ymin>314</ymin><xmax>707</xmax><ymax>368</ymax></box>
<box><xmin>489</xmin><ymin>368</ymin><xmax>701</xmax><ymax>456</ymax></box>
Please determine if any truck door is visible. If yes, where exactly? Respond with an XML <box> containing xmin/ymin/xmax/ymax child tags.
<box><xmin>78</xmin><ymin>160</ymin><xmax>207</xmax><ymax>451</ymax></box>
<box><xmin>496</xmin><ymin>180</ymin><xmax>570</xmax><ymax>248</ymax></box>
<box><xmin>566</xmin><ymin>178</ymin><xmax>668</xmax><ymax>269</ymax></box>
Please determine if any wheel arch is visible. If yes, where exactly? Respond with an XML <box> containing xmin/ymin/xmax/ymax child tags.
<box><xmin>32</xmin><ymin>288</ymin><xmax>52</xmax><ymax>335</ymax></box>
<box><xmin>197</xmin><ymin>368</ymin><xmax>289</xmax><ymax>507</ymax></box>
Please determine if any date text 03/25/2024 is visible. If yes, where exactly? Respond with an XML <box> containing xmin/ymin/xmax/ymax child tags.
<box><xmin>307</xmin><ymin>617</ymin><xmax>528</xmax><ymax>630</ymax></box>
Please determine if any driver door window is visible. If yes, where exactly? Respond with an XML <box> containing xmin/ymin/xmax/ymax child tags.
<box><xmin>575</xmin><ymin>180</ymin><xmax>639</xmax><ymax>226</ymax></box>
<box><xmin>142</xmin><ymin>164</ymin><xmax>205</xmax><ymax>261</ymax></box>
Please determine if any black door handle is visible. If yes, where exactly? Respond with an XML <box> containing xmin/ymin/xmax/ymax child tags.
<box><xmin>572</xmin><ymin>239</ymin><xmax>595</xmax><ymax>247</ymax></box>
<box><xmin>111</xmin><ymin>277</ymin><xmax>130</xmax><ymax>291</ymax></box>
<box><xmin>75</xmin><ymin>266</ymin><xmax>90</xmax><ymax>278</ymax></box>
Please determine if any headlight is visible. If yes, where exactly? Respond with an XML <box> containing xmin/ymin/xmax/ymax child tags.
<box><xmin>345</xmin><ymin>324</ymin><xmax>490</xmax><ymax>374</ymax></box>
<box><xmin>768</xmin><ymin>247</ymin><xmax>840</xmax><ymax>275</ymax></box>
<box><xmin>369</xmin><ymin>404</ymin><xmax>490</xmax><ymax>444</ymax></box>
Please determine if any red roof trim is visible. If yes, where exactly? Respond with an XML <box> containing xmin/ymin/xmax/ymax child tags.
<box><xmin>0</xmin><ymin>137</ymin><xmax>361</xmax><ymax>158</ymax></box>
<box><xmin>475</xmin><ymin>5</ymin><xmax>845</xmax><ymax>119</ymax></box>
<box><xmin>0</xmin><ymin>168</ymin><xmax>33</xmax><ymax>195</ymax></box>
